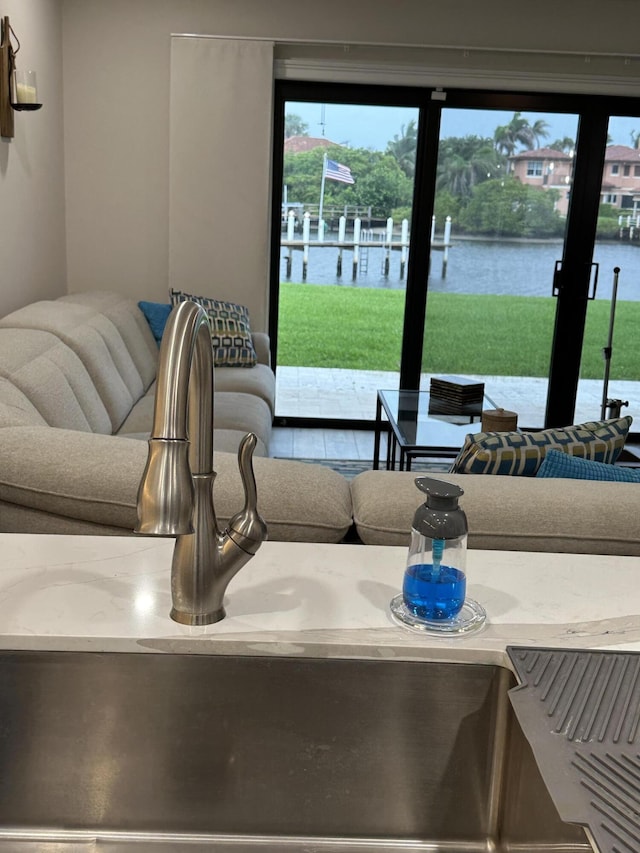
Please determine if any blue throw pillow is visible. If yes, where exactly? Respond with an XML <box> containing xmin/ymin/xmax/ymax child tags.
<box><xmin>138</xmin><ymin>301</ymin><xmax>172</xmax><ymax>345</ymax></box>
<box><xmin>536</xmin><ymin>448</ymin><xmax>640</xmax><ymax>482</ymax></box>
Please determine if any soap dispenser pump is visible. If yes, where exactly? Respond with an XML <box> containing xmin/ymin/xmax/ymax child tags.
<box><xmin>406</xmin><ymin>477</ymin><xmax>468</xmax><ymax>620</ymax></box>
<box><xmin>390</xmin><ymin>477</ymin><xmax>486</xmax><ymax>634</ymax></box>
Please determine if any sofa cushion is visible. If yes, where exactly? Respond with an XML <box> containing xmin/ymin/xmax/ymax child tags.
<box><xmin>0</xmin><ymin>427</ymin><xmax>147</xmax><ymax>530</ymax></box>
<box><xmin>116</xmin><ymin>384</ymin><xmax>156</xmax><ymax>436</ymax></box>
<box><xmin>537</xmin><ymin>448</ymin><xmax>640</xmax><ymax>482</ymax></box>
<box><xmin>119</xmin><ymin>386</ymin><xmax>272</xmax><ymax>450</ymax></box>
<box><xmin>212</xmin><ymin>392</ymin><xmax>272</xmax><ymax>452</ymax></box>
<box><xmin>214</xmin><ymin>363</ymin><xmax>276</xmax><ymax>415</ymax></box>
<box><xmin>170</xmin><ymin>289</ymin><xmax>257</xmax><ymax>368</ymax></box>
<box><xmin>116</xmin><ymin>385</ymin><xmax>272</xmax><ymax>455</ymax></box>
<box><xmin>0</xmin><ymin>328</ymin><xmax>112</xmax><ymax>433</ymax></box>
<box><xmin>350</xmin><ymin>468</ymin><xmax>640</xmax><ymax>555</ymax></box>
<box><xmin>450</xmin><ymin>416</ymin><xmax>633</xmax><ymax>476</ymax></box>
<box><xmin>213</xmin><ymin>429</ymin><xmax>268</xmax><ymax>457</ymax></box>
<box><xmin>60</xmin><ymin>292</ymin><xmax>158</xmax><ymax>390</ymax></box>
<box><xmin>215</xmin><ymin>454</ymin><xmax>352</xmax><ymax>542</ymax></box>
<box><xmin>0</xmin><ymin>299</ymin><xmax>149</xmax><ymax>432</ymax></box>
<box><xmin>0</xmin><ymin>427</ymin><xmax>352</xmax><ymax>543</ymax></box>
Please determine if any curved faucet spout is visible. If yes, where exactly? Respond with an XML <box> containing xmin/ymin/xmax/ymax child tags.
<box><xmin>135</xmin><ymin>300</ymin><xmax>267</xmax><ymax>625</ymax></box>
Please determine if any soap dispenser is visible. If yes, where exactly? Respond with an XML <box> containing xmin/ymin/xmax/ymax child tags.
<box><xmin>390</xmin><ymin>477</ymin><xmax>486</xmax><ymax>634</ymax></box>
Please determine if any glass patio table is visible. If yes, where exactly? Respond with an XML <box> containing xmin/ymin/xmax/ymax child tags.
<box><xmin>373</xmin><ymin>388</ymin><xmax>497</xmax><ymax>471</ymax></box>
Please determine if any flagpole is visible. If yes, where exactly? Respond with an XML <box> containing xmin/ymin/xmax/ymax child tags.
<box><xmin>318</xmin><ymin>153</ymin><xmax>327</xmax><ymax>240</ymax></box>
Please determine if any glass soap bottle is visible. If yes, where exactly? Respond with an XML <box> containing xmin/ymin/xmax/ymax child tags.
<box><xmin>390</xmin><ymin>477</ymin><xmax>486</xmax><ymax>634</ymax></box>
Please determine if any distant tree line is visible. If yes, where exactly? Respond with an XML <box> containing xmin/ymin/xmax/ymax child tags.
<box><xmin>284</xmin><ymin>111</ymin><xmax>618</xmax><ymax>239</ymax></box>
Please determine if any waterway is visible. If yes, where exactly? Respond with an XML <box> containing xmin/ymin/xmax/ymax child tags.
<box><xmin>280</xmin><ymin>238</ymin><xmax>640</xmax><ymax>302</ymax></box>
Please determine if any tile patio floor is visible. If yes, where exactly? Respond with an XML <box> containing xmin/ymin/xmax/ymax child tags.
<box><xmin>271</xmin><ymin>366</ymin><xmax>640</xmax><ymax>461</ymax></box>
<box><xmin>274</xmin><ymin>366</ymin><xmax>639</xmax><ymax>425</ymax></box>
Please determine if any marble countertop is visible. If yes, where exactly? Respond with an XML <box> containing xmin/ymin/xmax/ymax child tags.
<box><xmin>1</xmin><ymin>534</ymin><xmax>639</xmax><ymax>668</ymax></box>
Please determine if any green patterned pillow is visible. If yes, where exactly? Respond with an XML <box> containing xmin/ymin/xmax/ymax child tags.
<box><xmin>169</xmin><ymin>289</ymin><xmax>257</xmax><ymax>367</ymax></box>
<box><xmin>450</xmin><ymin>416</ymin><xmax>633</xmax><ymax>476</ymax></box>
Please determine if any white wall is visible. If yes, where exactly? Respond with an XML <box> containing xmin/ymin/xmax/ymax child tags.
<box><xmin>0</xmin><ymin>0</ymin><xmax>65</xmax><ymax>316</ymax></box>
<box><xmin>56</xmin><ymin>1</ymin><xmax>640</xmax><ymax>327</ymax></box>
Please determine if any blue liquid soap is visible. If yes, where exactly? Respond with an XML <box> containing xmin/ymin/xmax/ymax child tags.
<box><xmin>403</xmin><ymin>563</ymin><xmax>466</xmax><ymax>621</ymax></box>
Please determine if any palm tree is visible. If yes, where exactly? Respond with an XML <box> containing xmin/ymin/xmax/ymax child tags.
<box><xmin>494</xmin><ymin>112</ymin><xmax>550</xmax><ymax>155</ymax></box>
<box><xmin>437</xmin><ymin>136</ymin><xmax>504</xmax><ymax>198</ymax></box>
<box><xmin>529</xmin><ymin>117</ymin><xmax>551</xmax><ymax>148</ymax></box>
<box><xmin>386</xmin><ymin>120</ymin><xmax>418</xmax><ymax>178</ymax></box>
<box><xmin>549</xmin><ymin>136</ymin><xmax>575</xmax><ymax>153</ymax></box>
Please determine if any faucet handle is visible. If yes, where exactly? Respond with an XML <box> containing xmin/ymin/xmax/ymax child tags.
<box><xmin>228</xmin><ymin>432</ymin><xmax>268</xmax><ymax>554</ymax></box>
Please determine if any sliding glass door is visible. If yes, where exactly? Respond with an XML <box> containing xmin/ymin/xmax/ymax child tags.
<box><xmin>578</xmin><ymin>114</ymin><xmax>640</xmax><ymax>427</ymax></box>
<box><xmin>420</xmin><ymin>106</ymin><xmax>579</xmax><ymax>429</ymax></box>
<box><xmin>270</xmin><ymin>83</ymin><xmax>640</xmax><ymax>432</ymax></box>
<box><xmin>272</xmin><ymin>86</ymin><xmax>421</xmax><ymax>422</ymax></box>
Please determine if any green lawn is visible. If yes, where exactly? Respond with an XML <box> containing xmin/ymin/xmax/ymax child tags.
<box><xmin>277</xmin><ymin>283</ymin><xmax>640</xmax><ymax>380</ymax></box>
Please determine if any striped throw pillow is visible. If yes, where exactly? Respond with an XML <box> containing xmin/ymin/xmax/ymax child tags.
<box><xmin>450</xmin><ymin>416</ymin><xmax>633</xmax><ymax>476</ymax></box>
<box><xmin>169</xmin><ymin>289</ymin><xmax>257</xmax><ymax>367</ymax></box>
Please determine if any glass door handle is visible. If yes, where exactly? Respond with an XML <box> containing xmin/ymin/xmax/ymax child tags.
<box><xmin>552</xmin><ymin>259</ymin><xmax>563</xmax><ymax>296</ymax></box>
<box><xmin>552</xmin><ymin>260</ymin><xmax>599</xmax><ymax>298</ymax></box>
<box><xmin>589</xmin><ymin>261</ymin><xmax>599</xmax><ymax>299</ymax></box>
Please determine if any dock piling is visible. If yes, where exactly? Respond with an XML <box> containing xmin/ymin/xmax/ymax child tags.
<box><xmin>286</xmin><ymin>211</ymin><xmax>295</xmax><ymax>278</ymax></box>
<box><xmin>442</xmin><ymin>216</ymin><xmax>452</xmax><ymax>278</ymax></box>
<box><xmin>400</xmin><ymin>218</ymin><xmax>409</xmax><ymax>279</ymax></box>
<box><xmin>352</xmin><ymin>218</ymin><xmax>361</xmax><ymax>281</ymax></box>
<box><xmin>384</xmin><ymin>217</ymin><xmax>392</xmax><ymax>277</ymax></box>
<box><xmin>302</xmin><ymin>212</ymin><xmax>310</xmax><ymax>281</ymax></box>
<box><xmin>337</xmin><ymin>215</ymin><xmax>346</xmax><ymax>277</ymax></box>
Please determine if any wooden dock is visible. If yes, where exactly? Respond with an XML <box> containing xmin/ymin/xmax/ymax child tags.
<box><xmin>280</xmin><ymin>240</ymin><xmax>450</xmax><ymax>251</ymax></box>
<box><xmin>281</xmin><ymin>213</ymin><xmax>453</xmax><ymax>280</ymax></box>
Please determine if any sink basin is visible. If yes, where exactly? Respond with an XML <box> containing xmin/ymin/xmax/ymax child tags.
<box><xmin>0</xmin><ymin>651</ymin><xmax>591</xmax><ymax>852</ymax></box>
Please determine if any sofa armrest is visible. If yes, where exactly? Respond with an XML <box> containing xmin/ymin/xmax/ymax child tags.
<box><xmin>251</xmin><ymin>332</ymin><xmax>271</xmax><ymax>368</ymax></box>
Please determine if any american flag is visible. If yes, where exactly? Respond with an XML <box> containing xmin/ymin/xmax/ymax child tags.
<box><xmin>325</xmin><ymin>159</ymin><xmax>355</xmax><ymax>184</ymax></box>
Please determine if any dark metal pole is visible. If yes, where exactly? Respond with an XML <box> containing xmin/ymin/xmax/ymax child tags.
<box><xmin>600</xmin><ymin>266</ymin><xmax>620</xmax><ymax>420</ymax></box>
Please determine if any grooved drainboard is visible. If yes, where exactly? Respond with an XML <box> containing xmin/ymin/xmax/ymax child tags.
<box><xmin>508</xmin><ymin>646</ymin><xmax>640</xmax><ymax>853</ymax></box>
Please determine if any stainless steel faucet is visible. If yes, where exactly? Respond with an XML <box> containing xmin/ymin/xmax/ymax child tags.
<box><xmin>135</xmin><ymin>300</ymin><xmax>267</xmax><ymax>625</ymax></box>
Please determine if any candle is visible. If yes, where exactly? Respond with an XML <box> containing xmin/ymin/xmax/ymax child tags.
<box><xmin>16</xmin><ymin>83</ymin><xmax>37</xmax><ymax>104</ymax></box>
<box><xmin>14</xmin><ymin>70</ymin><xmax>38</xmax><ymax>104</ymax></box>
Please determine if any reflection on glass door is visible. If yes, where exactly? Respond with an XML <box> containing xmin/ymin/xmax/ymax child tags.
<box><xmin>275</xmin><ymin>99</ymin><xmax>420</xmax><ymax>421</ymax></box>
<box><xmin>422</xmin><ymin>107</ymin><xmax>579</xmax><ymax>429</ymax></box>
<box><xmin>579</xmin><ymin>116</ymin><xmax>640</xmax><ymax>428</ymax></box>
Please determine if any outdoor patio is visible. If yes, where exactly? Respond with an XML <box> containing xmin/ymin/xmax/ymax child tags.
<box><xmin>271</xmin><ymin>367</ymin><xmax>639</xmax><ymax>461</ymax></box>
<box><xmin>274</xmin><ymin>366</ymin><xmax>638</xmax><ymax>426</ymax></box>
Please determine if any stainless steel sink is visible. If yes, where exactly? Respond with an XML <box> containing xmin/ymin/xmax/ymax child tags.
<box><xmin>0</xmin><ymin>651</ymin><xmax>591</xmax><ymax>852</ymax></box>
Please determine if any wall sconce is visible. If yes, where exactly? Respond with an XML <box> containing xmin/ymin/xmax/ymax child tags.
<box><xmin>1</xmin><ymin>16</ymin><xmax>42</xmax><ymax>139</ymax></box>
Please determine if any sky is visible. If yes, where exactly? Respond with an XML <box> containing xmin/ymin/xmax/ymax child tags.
<box><xmin>287</xmin><ymin>101</ymin><xmax>640</xmax><ymax>152</ymax></box>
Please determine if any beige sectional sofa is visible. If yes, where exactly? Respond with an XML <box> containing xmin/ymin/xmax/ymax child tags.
<box><xmin>0</xmin><ymin>291</ymin><xmax>352</xmax><ymax>542</ymax></box>
<box><xmin>0</xmin><ymin>290</ymin><xmax>638</xmax><ymax>557</ymax></box>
